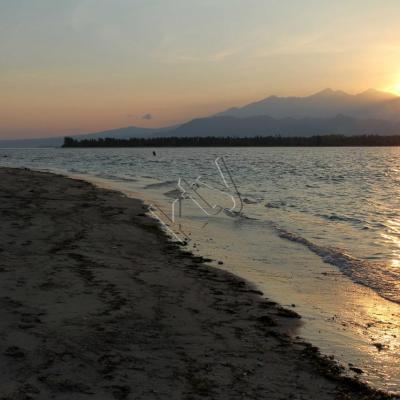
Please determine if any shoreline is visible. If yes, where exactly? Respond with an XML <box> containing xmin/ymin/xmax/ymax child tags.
<box><xmin>0</xmin><ymin>167</ymin><xmax>395</xmax><ymax>399</ymax></box>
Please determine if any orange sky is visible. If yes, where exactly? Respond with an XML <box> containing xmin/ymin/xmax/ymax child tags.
<box><xmin>1</xmin><ymin>0</ymin><xmax>400</xmax><ymax>138</ymax></box>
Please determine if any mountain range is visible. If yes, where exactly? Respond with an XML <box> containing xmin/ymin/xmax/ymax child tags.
<box><xmin>1</xmin><ymin>89</ymin><xmax>400</xmax><ymax>147</ymax></box>
<box><xmin>0</xmin><ymin>126</ymin><xmax>165</xmax><ymax>148</ymax></box>
<box><xmin>215</xmin><ymin>88</ymin><xmax>400</xmax><ymax>120</ymax></box>
<box><xmin>168</xmin><ymin>114</ymin><xmax>400</xmax><ymax>138</ymax></box>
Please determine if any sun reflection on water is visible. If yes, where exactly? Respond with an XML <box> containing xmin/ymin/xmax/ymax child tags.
<box><xmin>380</xmin><ymin>218</ymin><xmax>400</xmax><ymax>270</ymax></box>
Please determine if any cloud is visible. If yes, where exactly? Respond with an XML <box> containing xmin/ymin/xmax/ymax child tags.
<box><xmin>126</xmin><ymin>113</ymin><xmax>154</xmax><ymax>120</ymax></box>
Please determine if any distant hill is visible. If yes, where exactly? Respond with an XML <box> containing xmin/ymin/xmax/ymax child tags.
<box><xmin>2</xmin><ymin>88</ymin><xmax>400</xmax><ymax>148</ymax></box>
<box><xmin>216</xmin><ymin>89</ymin><xmax>400</xmax><ymax>121</ymax></box>
<box><xmin>0</xmin><ymin>136</ymin><xmax>65</xmax><ymax>148</ymax></box>
<box><xmin>0</xmin><ymin>125</ymin><xmax>174</xmax><ymax>148</ymax></box>
<box><xmin>166</xmin><ymin>114</ymin><xmax>400</xmax><ymax>137</ymax></box>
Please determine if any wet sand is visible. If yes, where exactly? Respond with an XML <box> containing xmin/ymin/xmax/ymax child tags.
<box><xmin>0</xmin><ymin>167</ymin><xmax>393</xmax><ymax>399</ymax></box>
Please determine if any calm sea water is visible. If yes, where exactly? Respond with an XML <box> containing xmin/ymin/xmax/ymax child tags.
<box><xmin>1</xmin><ymin>147</ymin><xmax>400</xmax><ymax>393</ymax></box>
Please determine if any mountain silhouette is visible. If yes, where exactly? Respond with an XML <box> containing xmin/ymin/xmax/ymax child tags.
<box><xmin>0</xmin><ymin>126</ymin><xmax>173</xmax><ymax>148</ymax></box>
<box><xmin>2</xmin><ymin>88</ymin><xmax>400</xmax><ymax>147</ymax></box>
<box><xmin>166</xmin><ymin>114</ymin><xmax>400</xmax><ymax>137</ymax></box>
<box><xmin>216</xmin><ymin>89</ymin><xmax>400</xmax><ymax>121</ymax></box>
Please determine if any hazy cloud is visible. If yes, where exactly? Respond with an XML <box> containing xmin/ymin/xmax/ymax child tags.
<box><xmin>126</xmin><ymin>113</ymin><xmax>153</xmax><ymax>120</ymax></box>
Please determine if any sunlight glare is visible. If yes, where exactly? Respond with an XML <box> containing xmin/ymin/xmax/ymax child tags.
<box><xmin>393</xmin><ymin>82</ymin><xmax>400</xmax><ymax>95</ymax></box>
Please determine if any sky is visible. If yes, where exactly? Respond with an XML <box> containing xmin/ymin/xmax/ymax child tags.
<box><xmin>1</xmin><ymin>0</ymin><xmax>400</xmax><ymax>139</ymax></box>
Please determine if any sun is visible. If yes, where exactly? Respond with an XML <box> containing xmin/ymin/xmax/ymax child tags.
<box><xmin>392</xmin><ymin>82</ymin><xmax>400</xmax><ymax>96</ymax></box>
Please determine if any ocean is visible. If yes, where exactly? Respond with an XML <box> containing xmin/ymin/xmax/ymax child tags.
<box><xmin>1</xmin><ymin>146</ymin><xmax>399</xmax><ymax>394</ymax></box>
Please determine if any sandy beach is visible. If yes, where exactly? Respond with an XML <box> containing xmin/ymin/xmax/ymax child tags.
<box><xmin>0</xmin><ymin>167</ymin><xmax>393</xmax><ymax>400</ymax></box>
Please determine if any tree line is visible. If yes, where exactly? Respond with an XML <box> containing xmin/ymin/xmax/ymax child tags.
<box><xmin>63</xmin><ymin>135</ymin><xmax>400</xmax><ymax>148</ymax></box>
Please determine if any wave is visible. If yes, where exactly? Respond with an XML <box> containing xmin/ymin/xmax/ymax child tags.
<box><xmin>265</xmin><ymin>200</ymin><xmax>287</xmax><ymax>209</ymax></box>
<box><xmin>69</xmin><ymin>168</ymin><xmax>84</xmax><ymax>173</ymax></box>
<box><xmin>144</xmin><ymin>180</ymin><xmax>177</xmax><ymax>189</ymax></box>
<box><xmin>276</xmin><ymin>227</ymin><xmax>400</xmax><ymax>304</ymax></box>
<box><xmin>319</xmin><ymin>213</ymin><xmax>363</xmax><ymax>224</ymax></box>
<box><xmin>94</xmin><ymin>173</ymin><xmax>137</xmax><ymax>182</ymax></box>
<box><xmin>163</xmin><ymin>189</ymin><xmax>182</xmax><ymax>199</ymax></box>
<box><xmin>243</xmin><ymin>197</ymin><xmax>261</xmax><ymax>205</ymax></box>
<box><xmin>117</xmin><ymin>176</ymin><xmax>137</xmax><ymax>182</ymax></box>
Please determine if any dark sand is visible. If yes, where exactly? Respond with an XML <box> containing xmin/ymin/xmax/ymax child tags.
<box><xmin>0</xmin><ymin>167</ymin><xmax>393</xmax><ymax>399</ymax></box>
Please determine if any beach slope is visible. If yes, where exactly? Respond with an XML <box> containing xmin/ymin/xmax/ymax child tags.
<box><xmin>0</xmin><ymin>168</ymin><xmax>389</xmax><ymax>399</ymax></box>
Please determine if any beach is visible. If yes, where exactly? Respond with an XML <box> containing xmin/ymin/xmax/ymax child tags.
<box><xmin>0</xmin><ymin>167</ymin><xmax>392</xmax><ymax>400</ymax></box>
